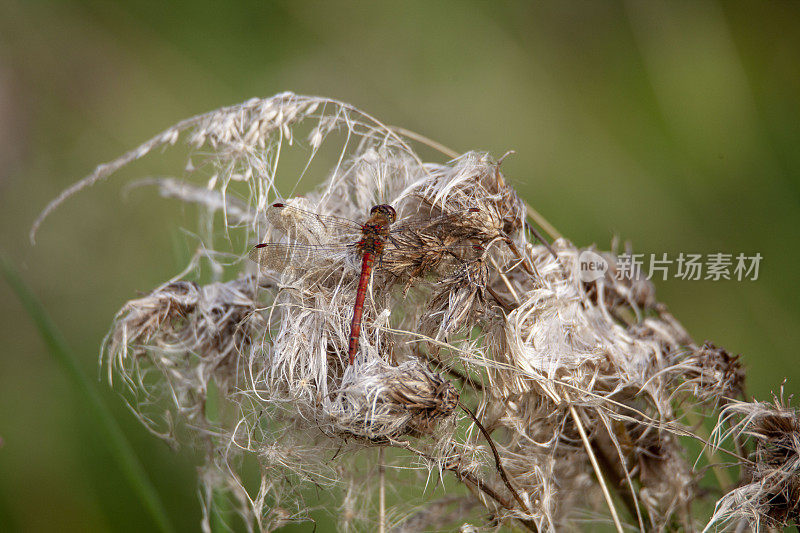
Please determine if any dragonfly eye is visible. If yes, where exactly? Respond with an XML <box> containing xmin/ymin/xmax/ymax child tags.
<box><xmin>370</xmin><ymin>204</ymin><xmax>396</xmax><ymax>223</ymax></box>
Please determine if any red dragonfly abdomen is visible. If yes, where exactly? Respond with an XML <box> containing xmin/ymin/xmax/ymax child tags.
<box><xmin>348</xmin><ymin>252</ymin><xmax>375</xmax><ymax>365</ymax></box>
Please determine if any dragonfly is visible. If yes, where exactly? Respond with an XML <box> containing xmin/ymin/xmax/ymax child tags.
<box><xmin>250</xmin><ymin>201</ymin><xmax>484</xmax><ymax>365</ymax></box>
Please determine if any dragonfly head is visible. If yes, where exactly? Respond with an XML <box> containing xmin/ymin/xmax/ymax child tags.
<box><xmin>370</xmin><ymin>204</ymin><xmax>397</xmax><ymax>224</ymax></box>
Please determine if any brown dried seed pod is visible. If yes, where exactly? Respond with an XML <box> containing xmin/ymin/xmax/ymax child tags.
<box><xmin>382</xmin><ymin>366</ymin><xmax>460</xmax><ymax>436</ymax></box>
<box><xmin>333</xmin><ymin>363</ymin><xmax>460</xmax><ymax>441</ymax></box>
<box><xmin>710</xmin><ymin>397</ymin><xmax>800</xmax><ymax>530</ymax></box>
<box><xmin>684</xmin><ymin>342</ymin><xmax>746</xmax><ymax>403</ymax></box>
<box><xmin>747</xmin><ymin>401</ymin><xmax>800</xmax><ymax>527</ymax></box>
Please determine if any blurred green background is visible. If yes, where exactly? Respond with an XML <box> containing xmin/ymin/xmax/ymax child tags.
<box><xmin>1</xmin><ymin>1</ymin><xmax>799</xmax><ymax>531</ymax></box>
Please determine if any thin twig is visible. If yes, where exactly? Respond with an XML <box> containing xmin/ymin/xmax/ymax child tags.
<box><xmin>486</xmin><ymin>283</ymin><xmax>515</xmax><ymax>312</ymax></box>
<box><xmin>488</xmin><ymin>254</ymin><xmax>522</xmax><ymax>304</ymax></box>
<box><xmin>396</xmin><ymin>440</ymin><xmax>537</xmax><ymax>532</ymax></box>
<box><xmin>524</xmin><ymin>201</ymin><xmax>562</xmax><ymax>241</ymax></box>
<box><xmin>459</xmin><ymin>401</ymin><xmax>530</xmax><ymax>515</ymax></box>
<box><xmin>378</xmin><ymin>447</ymin><xmax>385</xmax><ymax>533</ymax></box>
<box><xmin>387</xmin><ymin>125</ymin><xmax>460</xmax><ymax>159</ymax></box>
<box><xmin>590</xmin><ymin>437</ymin><xmax>647</xmax><ymax>531</ymax></box>
<box><xmin>456</xmin><ymin>470</ymin><xmax>539</xmax><ymax>533</ymax></box>
<box><xmin>569</xmin><ymin>404</ymin><xmax>624</xmax><ymax>533</ymax></box>
<box><xmin>415</xmin><ymin>347</ymin><xmax>485</xmax><ymax>392</ymax></box>
<box><xmin>502</xmin><ymin>238</ymin><xmax>537</xmax><ymax>277</ymax></box>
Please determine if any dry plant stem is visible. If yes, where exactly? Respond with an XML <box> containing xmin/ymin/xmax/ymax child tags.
<box><xmin>448</xmin><ymin>465</ymin><xmax>538</xmax><ymax>533</ymax></box>
<box><xmin>524</xmin><ymin>201</ymin><xmax>562</xmax><ymax>241</ymax></box>
<box><xmin>569</xmin><ymin>405</ymin><xmax>624</xmax><ymax>533</ymax></box>
<box><xmin>414</xmin><ymin>347</ymin><xmax>484</xmax><ymax>393</ymax></box>
<box><xmin>485</xmin><ymin>283</ymin><xmax>515</xmax><ymax>312</ymax></box>
<box><xmin>457</xmin><ymin>470</ymin><xmax>538</xmax><ymax>533</ymax></box>
<box><xmin>387</xmin><ymin>126</ymin><xmax>459</xmax><ymax>159</ymax></box>
<box><xmin>379</xmin><ymin>447</ymin><xmax>385</xmax><ymax>533</ymax></box>
<box><xmin>590</xmin><ymin>439</ymin><xmax>646</xmax><ymax>530</ymax></box>
<box><xmin>488</xmin><ymin>255</ymin><xmax>522</xmax><ymax>305</ymax></box>
<box><xmin>459</xmin><ymin>401</ymin><xmax>530</xmax><ymax>515</ymax></box>
<box><xmin>502</xmin><ymin>238</ymin><xmax>537</xmax><ymax>276</ymax></box>
<box><xmin>398</xmin><ymin>442</ymin><xmax>537</xmax><ymax>532</ymax></box>
<box><xmin>443</xmin><ymin>366</ymin><xmax>484</xmax><ymax>393</ymax></box>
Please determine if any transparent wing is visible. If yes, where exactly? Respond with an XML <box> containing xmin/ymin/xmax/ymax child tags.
<box><xmin>382</xmin><ymin>208</ymin><xmax>487</xmax><ymax>264</ymax></box>
<box><xmin>378</xmin><ymin>234</ymin><xmax>484</xmax><ymax>279</ymax></box>
<box><xmin>250</xmin><ymin>242</ymin><xmax>358</xmax><ymax>272</ymax></box>
<box><xmin>267</xmin><ymin>202</ymin><xmax>363</xmax><ymax>245</ymax></box>
<box><xmin>389</xmin><ymin>208</ymin><xmax>484</xmax><ymax>236</ymax></box>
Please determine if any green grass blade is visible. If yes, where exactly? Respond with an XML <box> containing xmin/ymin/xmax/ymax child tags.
<box><xmin>0</xmin><ymin>254</ymin><xmax>175</xmax><ymax>533</ymax></box>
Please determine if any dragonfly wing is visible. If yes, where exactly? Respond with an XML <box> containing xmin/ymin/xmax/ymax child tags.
<box><xmin>250</xmin><ymin>242</ymin><xmax>357</xmax><ymax>273</ymax></box>
<box><xmin>379</xmin><ymin>238</ymin><xmax>484</xmax><ymax>278</ymax></box>
<box><xmin>390</xmin><ymin>208</ymin><xmax>487</xmax><ymax>236</ymax></box>
<box><xmin>267</xmin><ymin>203</ymin><xmax>363</xmax><ymax>245</ymax></box>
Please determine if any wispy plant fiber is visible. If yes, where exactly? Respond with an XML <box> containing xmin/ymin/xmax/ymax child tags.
<box><xmin>35</xmin><ymin>92</ymin><xmax>798</xmax><ymax>532</ymax></box>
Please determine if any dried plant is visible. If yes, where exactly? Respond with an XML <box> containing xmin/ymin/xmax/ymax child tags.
<box><xmin>707</xmin><ymin>391</ymin><xmax>800</xmax><ymax>531</ymax></box>
<box><xmin>34</xmin><ymin>92</ymin><xmax>798</xmax><ymax>532</ymax></box>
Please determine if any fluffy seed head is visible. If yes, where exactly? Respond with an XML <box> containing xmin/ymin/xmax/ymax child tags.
<box><xmin>34</xmin><ymin>92</ymin><xmax>792</xmax><ymax>532</ymax></box>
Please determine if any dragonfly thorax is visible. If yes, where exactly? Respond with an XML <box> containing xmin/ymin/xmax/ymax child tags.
<box><xmin>355</xmin><ymin>205</ymin><xmax>396</xmax><ymax>257</ymax></box>
<box><xmin>357</xmin><ymin>223</ymin><xmax>391</xmax><ymax>256</ymax></box>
